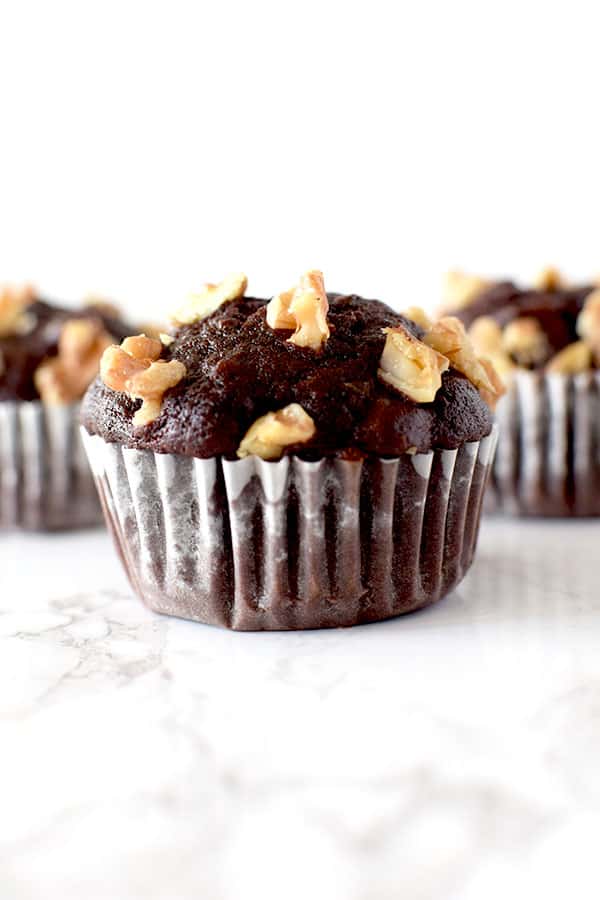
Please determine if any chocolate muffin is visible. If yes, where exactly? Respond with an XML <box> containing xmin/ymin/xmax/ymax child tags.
<box><xmin>82</xmin><ymin>271</ymin><xmax>500</xmax><ymax>630</ymax></box>
<box><xmin>0</xmin><ymin>285</ymin><xmax>132</xmax><ymax>530</ymax></box>
<box><xmin>443</xmin><ymin>268</ymin><xmax>600</xmax><ymax>516</ymax></box>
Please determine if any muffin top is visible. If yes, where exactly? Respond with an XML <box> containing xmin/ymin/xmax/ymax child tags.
<box><xmin>443</xmin><ymin>268</ymin><xmax>600</xmax><ymax>376</ymax></box>
<box><xmin>82</xmin><ymin>270</ymin><xmax>501</xmax><ymax>460</ymax></box>
<box><xmin>0</xmin><ymin>285</ymin><xmax>133</xmax><ymax>403</ymax></box>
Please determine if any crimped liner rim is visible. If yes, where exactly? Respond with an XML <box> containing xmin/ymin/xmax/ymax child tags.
<box><xmin>82</xmin><ymin>425</ymin><xmax>498</xmax><ymax>630</ymax></box>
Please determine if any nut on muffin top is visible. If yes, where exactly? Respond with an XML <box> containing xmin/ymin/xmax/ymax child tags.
<box><xmin>82</xmin><ymin>270</ymin><xmax>502</xmax><ymax>460</ymax></box>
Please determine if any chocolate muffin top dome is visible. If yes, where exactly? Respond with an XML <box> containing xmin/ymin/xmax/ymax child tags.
<box><xmin>0</xmin><ymin>285</ymin><xmax>133</xmax><ymax>403</ymax></box>
<box><xmin>82</xmin><ymin>270</ymin><xmax>501</xmax><ymax>460</ymax></box>
<box><xmin>443</xmin><ymin>268</ymin><xmax>600</xmax><ymax>376</ymax></box>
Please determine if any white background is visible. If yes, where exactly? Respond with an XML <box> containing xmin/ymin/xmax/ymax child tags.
<box><xmin>1</xmin><ymin>0</ymin><xmax>599</xmax><ymax>319</ymax></box>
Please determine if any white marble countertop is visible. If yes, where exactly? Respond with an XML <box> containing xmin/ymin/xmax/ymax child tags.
<box><xmin>2</xmin><ymin>518</ymin><xmax>600</xmax><ymax>900</ymax></box>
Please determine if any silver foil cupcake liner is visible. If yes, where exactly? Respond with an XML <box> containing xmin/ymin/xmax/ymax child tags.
<box><xmin>487</xmin><ymin>370</ymin><xmax>600</xmax><ymax>517</ymax></box>
<box><xmin>0</xmin><ymin>401</ymin><xmax>102</xmax><ymax>531</ymax></box>
<box><xmin>82</xmin><ymin>425</ymin><xmax>498</xmax><ymax>631</ymax></box>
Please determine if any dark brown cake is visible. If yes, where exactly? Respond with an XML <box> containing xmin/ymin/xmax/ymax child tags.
<box><xmin>81</xmin><ymin>271</ymin><xmax>500</xmax><ymax>629</ymax></box>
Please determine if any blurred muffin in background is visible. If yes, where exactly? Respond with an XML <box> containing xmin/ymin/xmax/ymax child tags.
<box><xmin>442</xmin><ymin>268</ymin><xmax>600</xmax><ymax>516</ymax></box>
<box><xmin>0</xmin><ymin>285</ymin><xmax>133</xmax><ymax>530</ymax></box>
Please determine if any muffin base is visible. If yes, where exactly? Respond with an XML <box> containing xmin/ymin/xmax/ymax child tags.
<box><xmin>0</xmin><ymin>402</ymin><xmax>102</xmax><ymax>531</ymax></box>
<box><xmin>487</xmin><ymin>371</ymin><xmax>600</xmax><ymax>517</ymax></box>
<box><xmin>82</xmin><ymin>427</ymin><xmax>498</xmax><ymax>631</ymax></box>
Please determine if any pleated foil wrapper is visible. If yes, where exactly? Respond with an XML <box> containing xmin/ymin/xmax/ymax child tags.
<box><xmin>82</xmin><ymin>425</ymin><xmax>498</xmax><ymax>631</ymax></box>
<box><xmin>487</xmin><ymin>370</ymin><xmax>600</xmax><ymax>517</ymax></box>
<box><xmin>0</xmin><ymin>401</ymin><xmax>102</xmax><ymax>531</ymax></box>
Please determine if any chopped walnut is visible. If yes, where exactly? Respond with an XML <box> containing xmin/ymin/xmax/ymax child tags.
<box><xmin>170</xmin><ymin>273</ymin><xmax>248</xmax><ymax>326</ymax></box>
<box><xmin>478</xmin><ymin>358</ymin><xmax>507</xmax><ymax>410</ymax></box>
<box><xmin>100</xmin><ymin>334</ymin><xmax>186</xmax><ymax>426</ymax></box>
<box><xmin>121</xmin><ymin>334</ymin><xmax>163</xmax><ymax>360</ymax></box>
<box><xmin>441</xmin><ymin>271</ymin><xmax>489</xmax><ymax>312</ymax></box>
<box><xmin>468</xmin><ymin>316</ymin><xmax>512</xmax><ymax>375</ymax></box>
<box><xmin>265</xmin><ymin>292</ymin><xmax>296</xmax><ymax>330</ymax></box>
<box><xmin>237</xmin><ymin>403</ymin><xmax>316</xmax><ymax>460</ymax></box>
<box><xmin>502</xmin><ymin>317</ymin><xmax>551</xmax><ymax>367</ymax></box>
<box><xmin>266</xmin><ymin>270</ymin><xmax>330</xmax><ymax>350</ymax></box>
<box><xmin>467</xmin><ymin>317</ymin><xmax>513</xmax><ymax>404</ymax></box>
<box><xmin>0</xmin><ymin>284</ymin><xmax>35</xmax><ymax>337</ymax></box>
<box><xmin>34</xmin><ymin>318</ymin><xmax>113</xmax><ymax>405</ymax></box>
<box><xmin>378</xmin><ymin>325</ymin><xmax>449</xmax><ymax>403</ymax></box>
<box><xmin>424</xmin><ymin>316</ymin><xmax>500</xmax><ymax>401</ymax></box>
<box><xmin>546</xmin><ymin>341</ymin><xmax>592</xmax><ymax>374</ymax></box>
<box><xmin>469</xmin><ymin>316</ymin><xmax>504</xmax><ymax>356</ymax></box>
<box><xmin>534</xmin><ymin>266</ymin><xmax>563</xmax><ymax>292</ymax></box>
<box><xmin>576</xmin><ymin>288</ymin><xmax>600</xmax><ymax>359</ymax></box>
<box><xmin>403</xmin><ymin>306</ymin><xmax>433</xmax><ymax>330</ymax></box>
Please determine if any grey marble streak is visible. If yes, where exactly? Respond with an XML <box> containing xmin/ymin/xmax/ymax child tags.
<box><xmin>1</xmin><ymin>522</ymin><xmax>600</xmax><ymax>900</ymax></box>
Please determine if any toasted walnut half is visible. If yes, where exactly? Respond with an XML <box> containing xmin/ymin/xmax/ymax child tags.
<box><xmin>546</xmin><ymin>341</ymin><xmax>592</xmax><ymax>374</ymax></box>
<box><xmin>170</xmin><ymin>273</ymin><xmax>248</xmax><ymax>326</ymax></box>
<box><xmin>378</xmin><ymin>325</ymin><xmax>449</xmax><ymax>403</ymax></box>
<box><xmin>237</xmin><ymin>403</ymin><xmax>316</xmax><ymax>460</ymax></box>
<box><xmin>403</xmin><ymin>306</ymin><xmax>433</xmax><ymax>330</ymax></box>
<box><xmin>534</xmin><ymin>267</ymin><xmax>563</xmax><ymax>292</ymax></box>
<box><xmin>0</xmin><ymin>284</ymin><xmax>35</xmax><ymax>337</ymax></box>
<box><xmin>441</xmin><ymin>271</ymin><xmax>489</xmax><ymax>312</ymax></box>
<box><xmin>424</xmin><ymin>317</ymin><xmax>499</xmax><ymax>400</ymax></box>
<box><xmin>502</xmin><ymin>317</ymin><xmax>551</xmax><ymax>367</ymax></box>
<box><xmin>266</xmin><ymin>270</ymin><xmax>330</xmax><ymax>351</ymax></box>
<box><xmin>576</xmin><ymin>288</ymin><xmax>600</xmax><ymax>359</ymax></box>
<box><xmin>34</xmin><ymin>318</ymin><xmax>113</xmax><ymax>405</ymax></box>
<box><xmin>100</xmin><ymin>334</ymin><xmax>186</xmax><ymax>426</ymax></box>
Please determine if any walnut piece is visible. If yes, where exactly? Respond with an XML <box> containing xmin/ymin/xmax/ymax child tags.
<box><xmin>502</xmin><ymin>317</ymin><xmax>550</xmax><ymax>367</ymax></box>
<box><xmin>468</xmin><ymin>315</ymin><xmax>513</xmax><ymax>374</ymax></box>
<box><xmin>403</xmin><ymin>306</ymin><xmax>433</xmax><ymax>330</ymax></box>
<box><xmin>576</xmin><ymin>288</ymin><xmax>600</xmax><ymax>358</ymax></box>
<box><xmin>121</xmin><ymin>334</ymin><xmax>163</xmax><ymax>360</ymax></box>
<box><xmin>534</xmin><ymin>266</ymin><xmax>563</xmax><ymax>292</ymax></box>
<box><xmin>100</xmin><ymin>334</ymin><xmax>186</xmax><ymax>426</ymax></box>
<box><xmin>0</xmin><ymin>284</ymin><xmax>35</xmax><ymax>337</ymax></box>
<box><xmin>441</xmin><ymin>271</ymin><xmax>489</xmax><ymax>312</ymax></box>
<box><xmin>266</xmin><ymin>293</ymin><xmax>296</xmax><ymax>330</ymax></box>
<box><xmin>546</xmin><ymin>341</ymin><xmax>592</xmax><ymax>374</ymax></box>
<box><xmin>467</xmin><ymin>316</ymin><xmax>512</xmax><ymax>402</ymax></box>
<box><xmin>34</xmin><ymin>318</ymin><xmax>113</xmax><ymax>405</ymax></box>
<box><xmin>237</xmin><ymin>403</ymin><xmax>316</xmax><ymax>460</ymax></box>
<box><xmin>478</xmin><ymin>358</ymin><xmax>507</xmax><ymax>410</ymax></box>
<box><xmin>266</xmin><ymin>270</ymin><xmax>330</xmax><ymax>350</ymax></box>
<box><xmin>424</xmin><ymin>316</ymin><xmax>499</xmax><ymax>400</ymax></box>
<box><xmin>170</xmin><ymin>273</ymin><xmax>248</xmax><ymax>326</ymax></box>
<box><xmin>378</xmin><ymin>325</ymin><xmax>449</xmax><ymax>403</ymax></box>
